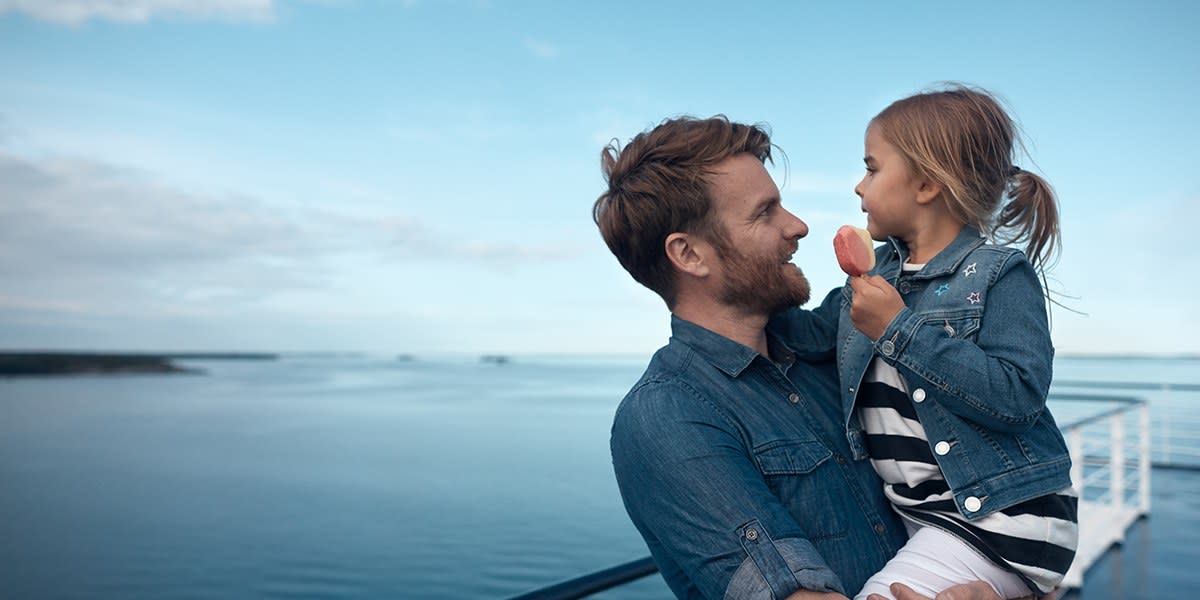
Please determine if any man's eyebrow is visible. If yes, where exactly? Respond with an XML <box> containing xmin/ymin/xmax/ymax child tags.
<box><xmin>750</xmin><ymin>196</ymin><xmax>779</xmax><ymax>214</ymax></box>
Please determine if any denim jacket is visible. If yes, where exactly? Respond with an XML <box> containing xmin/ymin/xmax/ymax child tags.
<box><xmin>774</xmin><ymin>226</ymin><xmax>1071</xmax><ymax>521</ymax></box>
<box><xmin>611</xmin><ymin>316</ymin><xmax>907</xmax><ymax>599</ymax></box>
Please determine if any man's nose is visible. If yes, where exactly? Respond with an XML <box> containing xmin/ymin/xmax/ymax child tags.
<box><xmin>854</xmin><ymin>178</ymin><xmax>865</xmax><ymax>198</ymax></box>
<box><xmin>785</xmin><ymin>210</ymin><xmax>808</xmax><ymax>240</ymax></box>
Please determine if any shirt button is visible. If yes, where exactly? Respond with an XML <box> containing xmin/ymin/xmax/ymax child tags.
<box><xmin>874</xmin><ymin>523</ymin><xmax>886</xmax><ymax>534</ymax></box>
<box><xmin>788</xmin><ymin>393</ymin><xmax>800</xmax><ymax>404</ymax></box>
<box><xmin>898</xmin><ymin>281</ymin><xmax>911</xmax><ymax>294</ymax></box>
<box><xmin>934</xmin><ymin>441</ymin><xmax>951</xmax><ymax>455</ymax></box>
<box><xmin>835</xmin><ymin>455</ymin><xmax>847</xmax><ymax>464</ymax></box>
<box><xmin>912</xmin><ymin>388</ymin><xmax>926</xmax><ymax>403</ymax></box>
<box><xmin>880</xmin><ymin>340</ymin><xmax>895</xmax><ymax>356</ymax></box>
<box><xmin>964</xmin><ymin>496</ymin><xmax>983</xmax><ymax>513</ymax></box>
<box><xmin>745</xmin><ymin>528</ymin><xmax>759</xmax><ymax>541</ymax></box>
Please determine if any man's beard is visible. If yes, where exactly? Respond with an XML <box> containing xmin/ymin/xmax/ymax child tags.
<box><xmin>716</xmin><ymin>243</ymin><xmax>811</xmax><ymax>316</ymax></box>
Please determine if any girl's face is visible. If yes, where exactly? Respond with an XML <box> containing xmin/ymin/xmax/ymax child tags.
<box><xmin>854</xmin><ymin>125</ymin><xmax>922</xmax><ymax>242</ymax></box>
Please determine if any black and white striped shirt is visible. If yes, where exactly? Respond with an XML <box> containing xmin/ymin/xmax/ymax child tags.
<box><xmin>859</xmin><ymin>356</ymin><xmax>1078</xmax><ymax>595</ymax></box>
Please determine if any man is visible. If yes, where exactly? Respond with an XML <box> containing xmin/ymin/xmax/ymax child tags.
<box><xmin>594</xmin><ymin>116</ymin><xmax>1009</xmax><ymax>600</ymax></box>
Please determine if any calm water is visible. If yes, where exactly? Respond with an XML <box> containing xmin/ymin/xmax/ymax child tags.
<box><xmin>1</xmin><ymin>355</ymin><xmax>1198</xmax><ymax>599</ymax></box>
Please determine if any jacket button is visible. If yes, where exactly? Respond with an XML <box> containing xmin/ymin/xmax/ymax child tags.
<box><xmin>788</xmin><ymin>393</ymin><xmax>800</xmax><ymax>404</ymax></box>
<box><xmin>964</xmin><ymin>496</ymin><xmax>983</xmax><ymax>512</ymax></box>
<box><xmin>898</xmin><ymin>281</ymin><xmax>911</xmax><ymax>294</ymax></box>
<box><xmin>745</xmin><ymin>528</ymin><xmax>759</xmax><ymax>541</ymax></box>
<box><xmin>880</xmin><ymin>340</ymin><xmax>895</xmax><ymax>356</ymax></box>
<box><xmin>912</xmin><ymin>388</ymin><xmax>926</xmax><ymax>403</ymax></box>
<box><xmin>934</xmin><ymin>441</ymin><xmax>951</xmax><ymax>455</ymax></box>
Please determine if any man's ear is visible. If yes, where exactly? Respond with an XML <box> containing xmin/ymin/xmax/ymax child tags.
<box><xmin>665</xmin><ymin>232</ymin><xmax>710</xmax><ymax>278</ymax></box>
<box><xmin>914</xmin><ymin>176</ymin><xmax>944</xmax><ymax>206</ymax></box>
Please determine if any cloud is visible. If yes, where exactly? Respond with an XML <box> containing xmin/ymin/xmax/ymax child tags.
<box><xmin>0</xmin><ymin>0</ymin><xmax>275</xmax><ymax>25</ymax></box>
<box><xmin>522</xmin><ymin>38</ymin><xmax>559</xmax><ymax>60</ymax></box>
<box><xmin>0</xmin><ymin>148</ymin><xmax>577</xmax><ymax>322</ymax></box>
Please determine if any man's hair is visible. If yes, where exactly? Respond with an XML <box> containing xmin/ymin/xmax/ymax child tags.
<box><xmin>592</xmin><ymin>115</ymin><xmax>773</xmax><ymax>307</ymax></box>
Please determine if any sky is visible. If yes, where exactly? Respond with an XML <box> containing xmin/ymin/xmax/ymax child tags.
<box><xmin>0</xmin><ymin>0</ymin><xmax>1197</xmax><ymax>356</ymax></box>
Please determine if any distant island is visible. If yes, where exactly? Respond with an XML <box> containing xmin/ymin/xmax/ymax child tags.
<box><xmin>0</xmin><ymin>352</ymin><xmax>278</xmax><ymax>376</ymax></box>
<box><xmin>480</xmin><ymin>354</ymin><xmax>511</xmax><ymax>365</ymax></box>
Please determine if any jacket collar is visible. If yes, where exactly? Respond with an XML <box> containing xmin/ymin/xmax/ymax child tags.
<box><xmin>669</xmin><ymin>314</ymin><xmax>760</xmax><ymax>377</ymax></box>
<box><xmin>885</xmin><ymin>225</ymin><xmax>986</xmax><ymax>279</ymax></box>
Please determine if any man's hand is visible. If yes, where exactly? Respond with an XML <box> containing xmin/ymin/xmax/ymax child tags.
<box><xmin>867</xmin><ymin>581</ymin><xmax>1057</xmax><ymax>600</ymax></box>
<box><xmin>783</xmin><ymin>591</ymin><xmax>850</xmax><ymax>600</ymax></box>
<box><xmin>847</xmin><ymin>275</ymin><xmax>905</xmax><ymax>341</ymax></box>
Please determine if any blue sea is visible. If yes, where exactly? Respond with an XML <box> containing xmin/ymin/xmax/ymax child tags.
<box><xmin>1</xmin><ymin>355</ymin><xmax>1198</xmax><ymax>599</ymax></box>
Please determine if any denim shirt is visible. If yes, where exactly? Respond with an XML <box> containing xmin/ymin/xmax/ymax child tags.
<box><xmin>611</xmin><ymin>316</ymin><xmax>906</xmax><ymax>599</ymax></box>
<box><xmin>774</xmin><ymin>226</ymin><xmax>1072</xmax><ymax>521</ymax></box>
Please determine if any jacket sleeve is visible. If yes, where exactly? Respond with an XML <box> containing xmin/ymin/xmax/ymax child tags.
<box><xmin>611</xmin><ymin>381</ymin><xmax>845</xmax><ymax>599</ymax></box>
<box><xmin>872</xmin><ymin>253</ymin><xmax>1053</xmax><ymax>432</ymax></box>
<box><xmin>767</xmin><ymin>286</ymin><xmax>843</xmax><ymax>353</ymax></box>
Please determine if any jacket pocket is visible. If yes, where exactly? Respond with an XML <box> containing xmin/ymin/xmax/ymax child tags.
<box><xmin>922</xmin><ymin>309</ymin><xmax>982</xmax><ymax>342</ymax></box>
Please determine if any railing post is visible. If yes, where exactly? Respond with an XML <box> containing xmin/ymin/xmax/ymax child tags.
<box><xmin>1161</xmin><ymin>383</ymin><xmax>1171</xmax><ymax>467</ymax></box>
<box><xmin>1069</xmin><ymin>428</ymin><xmax>1084</xmax><ymax>496</ymax></box>
<box><xmin>1139</xmin><ymin>402</ymin><xmax>1151</xmax><ymax>514</ymax></box>
<box><xmin>1111</xmin><ymin>413</ymin><xmax>1125</xmax><ymax>511</ymax></box>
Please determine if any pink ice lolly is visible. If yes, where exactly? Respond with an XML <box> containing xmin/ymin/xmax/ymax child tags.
<box><xmin>833</xmin><ymin>225</ymin><xmax>875</xmax><ymax>277</ymax></box>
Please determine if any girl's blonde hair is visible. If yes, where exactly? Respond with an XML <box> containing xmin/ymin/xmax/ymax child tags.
<box><xmin>872</xmin><ymin>83</ymin><xmax>1060</xmax><ymax>271</ymax></box>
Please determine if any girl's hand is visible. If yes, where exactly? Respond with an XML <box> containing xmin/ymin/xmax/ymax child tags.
<box><xmin>848</xmin><ymin>275</ymin><xmax>905</xmax><ymax>341</ymax></box>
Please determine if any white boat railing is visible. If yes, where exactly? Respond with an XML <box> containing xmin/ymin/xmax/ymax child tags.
<box><xmin>1050</xmin><ymin>392</ymin><xmax>1151</xmax><ymax>589</ymax></box>
<box><xmin>1050</xmin><ymin>381</ymin><xmax>1200</xmax><ymax>590</ymax></box>
<box><xmin>1054</xmin><ymin>381</ymin><xmax>1200</xmax><ymax>469</ymax></box>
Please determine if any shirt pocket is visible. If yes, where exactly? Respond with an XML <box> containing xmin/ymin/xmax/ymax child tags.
<box><xmin>753</xmin><ymin>439</ymin><xmax>831</xmax><ymax>475</ymax></box>
<box><xmin>752</xmin><ymin>440</ymin><xmax>849</xmax><ymax>542</ymax></box>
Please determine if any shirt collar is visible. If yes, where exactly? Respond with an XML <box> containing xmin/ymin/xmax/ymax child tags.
<box><xmin>886</xmin><ymin>225</ymin><xmax>986</xmax><ymax>279</ymax></box>
<box><xmin>669</xmin><ymin>314</ymin><xmax>760</xmax><ymax>377</ymax></box>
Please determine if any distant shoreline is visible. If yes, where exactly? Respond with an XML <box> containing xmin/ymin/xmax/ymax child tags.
<box><xmin>0</xmin><ymin>352</ymin><xmax>278</xmax><ymax>377</ymax></box>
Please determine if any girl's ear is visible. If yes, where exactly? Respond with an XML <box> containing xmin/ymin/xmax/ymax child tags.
<box><xmin>665</xmin><ymin>232</ymin><xmax>711</xmax><ymax>278</ymax></box>
<box><xmin>914</xmin><ymin>177</ymin><xmax>944</xmax><ymax>206</ymax></box>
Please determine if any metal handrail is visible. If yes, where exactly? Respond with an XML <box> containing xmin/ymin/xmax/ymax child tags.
<box><xmin>507</xmin><ymin>557</ymin><xmax>658</xmax><ymax>600</ymax></box>
<box><xmin>1053</xmin><ymin>380</ymin><xmax>1200</xmax><ymax>392</ymax></box>
<box><xmin>1055</xmin><ymin>380</ymin><xmax>1200</xmax><ymax>470</ymax></box>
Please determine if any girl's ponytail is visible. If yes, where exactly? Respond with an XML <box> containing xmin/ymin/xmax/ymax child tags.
<box><xmin>997</xmin><ymin>168</ymin><xmax>1061</xmax><ymax>271</ymax></box>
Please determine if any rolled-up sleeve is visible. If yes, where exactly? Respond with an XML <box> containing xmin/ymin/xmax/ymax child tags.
<box><xmin>611</xmin><ymin>380</ymin><xmax>845</xmax><ymax>599</ymax></box>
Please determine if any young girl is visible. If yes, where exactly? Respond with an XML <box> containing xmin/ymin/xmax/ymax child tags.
<box><xmin>800</xmin><ymin>85</ymin><xmax>1078</xmax><ymax>599</ymax></box>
